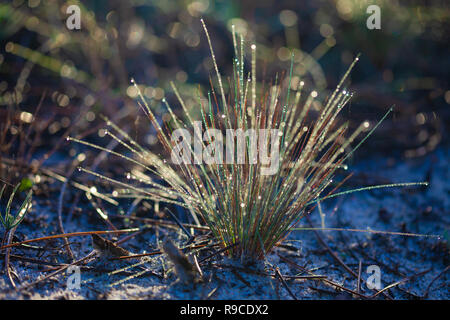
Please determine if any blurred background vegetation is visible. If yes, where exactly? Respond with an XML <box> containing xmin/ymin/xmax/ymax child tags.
<box><xmin>0</xmin><ymin>0</ymin><xmax>449</xmax><ymax>183</ymax></box>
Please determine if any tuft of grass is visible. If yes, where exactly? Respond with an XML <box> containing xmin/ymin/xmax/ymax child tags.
<box><xmin>0</xmin><ymin>182</ymin><xmax>32</xmax><ymax>234</ymax></box>
<box><xmin>0</xmin><ymin>182</ymin><xmax>32</xmax><ymax>288</ymax></box>
<box><xmin>72</xmin><ymin>21</ymin><xmax>426</xmax><ymax>261</ymax></box>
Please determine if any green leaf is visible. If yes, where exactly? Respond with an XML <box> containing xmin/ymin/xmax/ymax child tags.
<box><xmin>19</xmin><ymin>178</ymin><xmax>33</xmax><ymax>192</ymax></box>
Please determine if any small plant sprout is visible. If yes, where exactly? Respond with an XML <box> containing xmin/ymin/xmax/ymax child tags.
<box><xmin>71</xmin><ymin>20</ymin><xmax>427</xmax><ymax>261</ymax></box>
<box><xmin>0</xmin><ymin>182</ymin><xmax>32</xmax><ymax>288</ymax></box>
<box><xmin>0</xmin><ymin>183</ymin><xmax>33</xmax><ymax>236</ymax></box>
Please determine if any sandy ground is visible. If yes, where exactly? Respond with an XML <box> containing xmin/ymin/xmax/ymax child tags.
<box><xmin>0</xmin><ymin>147</ymin><xmax>448</xmax><ymax>300</ymax></box>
